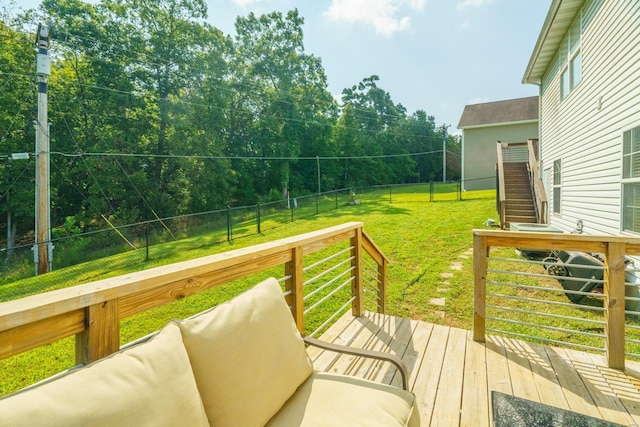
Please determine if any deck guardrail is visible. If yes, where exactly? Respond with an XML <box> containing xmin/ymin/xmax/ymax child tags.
<box><xmin>473</xmin><ymin>229</ymin><xmax>640</xmax><ymax>370</ymax></box>
<box><xmin>0</xmin><ymin>222</ymin><xmax>388</xmax><ymax>367</ymax></box>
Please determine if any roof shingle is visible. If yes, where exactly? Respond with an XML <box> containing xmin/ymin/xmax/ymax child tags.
<box><xmin>457</xmin><ymin>96</ymin><xmax>539</xmax><ymax>128</ymax></box>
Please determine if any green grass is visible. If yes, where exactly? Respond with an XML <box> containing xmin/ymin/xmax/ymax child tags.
<box><xmin>1</xmin><ymin>185</ymin><xmax>497</xmax><ymax>395</ymax></box>
<box><xmin>5</xmin><ymin>184</ymin><xmax>638</xmax><ymax>395</ymax></box>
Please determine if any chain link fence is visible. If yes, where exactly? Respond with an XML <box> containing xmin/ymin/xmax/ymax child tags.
<box><xmin>1</xmin><ymin>181</ymin><xmax>486</xmax><ymax>290</ymax></box>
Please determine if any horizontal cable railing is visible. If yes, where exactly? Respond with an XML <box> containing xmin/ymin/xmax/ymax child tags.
<box><xmin>0</xmin><ymin>222</ymin><xmax>389</xmax><ymax>378</ymax></box>
<box><xmin>473</xmin><ymin>229</ymin><xmax>640</xmax><ymax>370</ymax></box>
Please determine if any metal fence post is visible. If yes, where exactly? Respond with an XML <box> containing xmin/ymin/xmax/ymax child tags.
<box><xmin>256</xmin><ymin>203</ymin><xmax>261</xmax><ymax>234</ymax></box>
<box><xmin>227</xmin><ymin>206</ymin><xmax>232</xmax><ymax>242</ymax></box>
<box><xmin>145</xmin><ymin>224</ymin><xmax>149</xmax><ymax>262</ymax></box>
<box><xmin>430</xmin><ymin>181</ymin><xmax>434</xmax><ymax>202</ymax></box>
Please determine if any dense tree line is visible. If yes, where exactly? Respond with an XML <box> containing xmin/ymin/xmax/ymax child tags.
<box><xmin>0</xmin><ymin>0</ymin><xmax>459</xmax><ymax>249</ymax></box>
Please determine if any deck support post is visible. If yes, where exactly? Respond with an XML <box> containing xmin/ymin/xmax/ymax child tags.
<box><xmin>75</xmin><ymin>299</ymin><xmax>120</xmax><ymax>365</ymax></box>
<box><xmin>285</xmin><ymin>246</ymin><xmax>305</xmax><ymax>333</ymax></box>
<box><xmin>604</xmin><ymin>242</ymin><xmax>626</xmax><ymax>370</ymax></box>
<box><xmin>473</xmin><ymin>233</ymin><xmax>488</xmax><ymax>342</ymax></box>
<box><xmin>351</xmin><ymin>227</ymin><xmax>364</xmax><ymax>317</ymax></box>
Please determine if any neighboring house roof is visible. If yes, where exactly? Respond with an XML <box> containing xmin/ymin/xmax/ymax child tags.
<box><xmin>457</xmin><ymin>96</ymin><xmax>539</xmax><ymax>129</ymax></box>
<box><xmin>522</xmin><ymin>0</ymin><xmax>584</xmax><ymax>84</ymax></box>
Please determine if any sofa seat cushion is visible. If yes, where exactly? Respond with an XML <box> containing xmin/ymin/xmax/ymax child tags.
<box><xmin>179</xmin><ymin>277</ymin><xmax>313</xmax><ymax>427</ymax></box>
<box><xmin>266</xmin><ymin>371</ymin><xmax>420</xmax><ymax>427</ymax></box>
<box><xmin>0</xmin><ymin>322</ymin><xmax>209</xmax><ymax>427</ymax></box>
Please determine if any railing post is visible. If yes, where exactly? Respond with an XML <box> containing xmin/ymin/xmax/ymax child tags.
<box><xmin>75</xmin><ymin>299</ymin><xmax>120</xmax><ymax>365</ymax></box>
<box><xmin>351</xmin><ymin>227</ymin><xmax>364</xmax><ymax>317</ymax></box>
<box><xmin>285</xmin><ymin>246</ymin><xmax>304</xmax><ymax>333</ymax></box>
<box><xmin>604</xmin><ymin>242</ymin><xmax>626</xmax><ymax>369</ymax></box>
<box><xmin>377</xmin><ymin>258</ymin><xmax>387</xmax><ymax>313</ymax></box>
<box><xmin>473</xmin><ymin>232</ymin><xmax>488</xmax><ymax>342</ymax></box>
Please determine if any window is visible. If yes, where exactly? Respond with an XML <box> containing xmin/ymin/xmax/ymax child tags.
<box><xmin>622</xmin><ymin>126</ymin><xmax>640</xmax><ymax>232</ymax></box>
<box><xmin>560</xmin><ymin>13</ymin><xmax>582</xmax><ymax>100</ymax></box>
<box><xmin>553</xmin><ymin>159</ymin><xmax>561</xmax><ymax>214</ymax></box>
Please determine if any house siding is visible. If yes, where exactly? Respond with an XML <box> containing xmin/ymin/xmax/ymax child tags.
<box><xmin>462</xmin><ymin>122</ymin><xmax>538</xmax><ymax>190</ymax></box>
<box><xmin>539</xmin><ymin>0</ymin><xmax>640</xmax><ymax>235</ymax></box>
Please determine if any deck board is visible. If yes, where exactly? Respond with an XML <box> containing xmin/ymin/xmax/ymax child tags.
<box><xmin>313</xmin><ymin>311</ymin><xmax>640</xmax><ymax>426</ymax></box>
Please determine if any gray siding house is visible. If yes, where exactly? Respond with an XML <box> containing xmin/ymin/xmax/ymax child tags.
<box><xmin>458</xmin><ymin>97</ymin><xmax>539</xmax><ymax>191</ymax></box>
<box><xmin>523</xmin><ymin>0</ymin><xmax>640</xmax><ymax>235</ymax></box>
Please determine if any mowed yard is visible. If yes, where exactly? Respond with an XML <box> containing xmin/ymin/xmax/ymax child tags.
<box><xmin>0</xmin><ymin>186</ymin><xmax>497</xmax><ymax>395</ymax></box>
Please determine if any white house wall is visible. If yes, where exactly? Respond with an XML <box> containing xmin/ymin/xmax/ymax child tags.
<box><xmin>462</xmin><ymin>122</ymin><xmax>538</xmax><ymax>191</ymax></box>
<box><xmin>539</xmin><ymin>0</ymin><xmax>640</xmax><ymax>235</ymax></box>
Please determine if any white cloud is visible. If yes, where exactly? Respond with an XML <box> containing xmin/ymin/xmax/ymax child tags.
<box><xmin>457</xmin><ymin>19</ymin><xmax>471</xmax><ymax>30</ymax></box>
<box><xmin>324</xmin><ymin>0</ymin><xmax>426</xmax><ymax>37</ymax></box>
<box><xmin>233</xmin><ymin>0</ymin><xmax>263</xmax><ymax>7</ymax></box>
<box><xmin>456</xmin><ymin>0</ymin><xmax>496</xmax><ymax>12</ymax></box>
<box><xmin>467</xmin><ymin>96</ymin><xmax>492</xmax><ymax>104</ymax></box>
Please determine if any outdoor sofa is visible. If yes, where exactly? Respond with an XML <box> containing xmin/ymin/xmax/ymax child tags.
<box><xmin>0</xmin><ymin>277</ymin><xmax>420</xmax><ymax>426</ymax></box>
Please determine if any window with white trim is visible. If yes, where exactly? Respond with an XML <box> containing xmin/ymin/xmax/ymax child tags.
<box><xmin>622</xmin><ymin>126</ymin><xmax>640</xmax><ymax>233</ymax></box>
<box><xmin>560</xmin><ymin>13</ymin><xmax>582</xmax><ymax>100</ymax></box>
<box><xmin>553</xmin><ymin>159</ymin><xmax>561</xmax><ymax>214</ymax></box>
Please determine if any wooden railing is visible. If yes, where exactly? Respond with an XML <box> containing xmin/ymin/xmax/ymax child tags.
<box><xmin>496</xmin><ymin>141</ymin><xmax>507</xmax><ymax>227</ymax></box>
<box><xmin>0</xmin><ymin>222</ymin><xmax>388</xmax><ymax>366</ymax></box>
<box><xmin>496</xmin><ymin>140</ymin><xmax>547</xmax><ymax>227</ymax></box>
<box><xmin>473</xmin><ymin>229</ymin><xmax>640</xmax><ymax>370</ymax></box>
<box><xmin>527</xmin><ymin>138</ymin><xmax>547</xmax><ymax>224</ymax></box>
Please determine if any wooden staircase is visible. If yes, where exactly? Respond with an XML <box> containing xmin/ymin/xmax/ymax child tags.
<box><xmin>502</xmin><ymin>162</ymin><xmax>537</xmax><ymax>227</ymax></box>
<box><xmin>496</xmin><ymin>140</ymin><xmax>546</xmax><ymax>229</ymax></box>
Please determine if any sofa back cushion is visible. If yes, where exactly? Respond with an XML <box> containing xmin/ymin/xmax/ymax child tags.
<box><xmin>0</xmin><ymin>322</ymin><xmax>209</xmax><ymax>427</ymax></box>
<box><xmin>179</xmin><ymin>277</ymin><xmax>313</xmax><ymax>427</ymax></box>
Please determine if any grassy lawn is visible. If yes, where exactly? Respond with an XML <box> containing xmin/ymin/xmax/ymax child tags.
<box><xmin>6</xmin><ymin>184</ymin><xmax>638</xmax><ymax>395</ymax></box>
<box><xmin>1</xmin><ymin>185</ymin><xmax>497</xmax><ymax>395</ymax></box>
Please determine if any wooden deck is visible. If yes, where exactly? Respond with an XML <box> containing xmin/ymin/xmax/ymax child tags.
<box><xmin>311</xmin><ymin>311</ymin><xmax>640</xmax><ymax>426</ymax></box>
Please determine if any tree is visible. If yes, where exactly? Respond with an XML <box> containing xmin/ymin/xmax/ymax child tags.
<box><xmin>229</xmin><ymin>9</ymin><xmax>336</xmax><ymax>199</ymax></box>
<box><xmin>0</xmin><ymin>17</ymin><xmax>36</xmax><ymax>257</ymax></box>
<box><xmin>335</xmin><ymin>75</ymin><xmax>410</xmax><ymax>187</ymax></box>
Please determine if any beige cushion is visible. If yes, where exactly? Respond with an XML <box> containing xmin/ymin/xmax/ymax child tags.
<box><xmin>0</xmin><ymin>322</ymin><xmax>209</xmax><ymax>427</ymax></box>
<box><xmin>266</xmin><ymin>371</ymin><xmax>420</xmax><ymax>427</ymax></box>
<box><xmin>179</xmin><ymin>277</ymin><xmax>313</xmax><ymax>427</ymax></box>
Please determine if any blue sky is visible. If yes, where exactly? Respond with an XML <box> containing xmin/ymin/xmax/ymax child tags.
<box><xmin>10</xmin><ymin>0</ymin><xmax>550</xmax><ymax>133</ymax></box>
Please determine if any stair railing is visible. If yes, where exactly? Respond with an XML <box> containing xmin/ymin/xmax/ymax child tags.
<box><xmin>527</xmin><ymin>138</ymin><xmax>547</xmax><ymax>224</ymax></box>
<box><xmin>496</xmin><ymin>141</ymin><xmax>506</xmax><ymax>228</ymax></box>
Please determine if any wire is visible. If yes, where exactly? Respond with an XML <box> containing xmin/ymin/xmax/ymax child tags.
<box><xmin>50</xmin><ymin>149</ymin><xmax>444</xmax><ymax>161</ymax></box>
<box><xmin>52</xmin><ymin>96</ymin><xmax>119</xmax><ymax>217</ymax></box>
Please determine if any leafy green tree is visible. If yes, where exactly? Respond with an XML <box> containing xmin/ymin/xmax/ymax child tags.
<box><xmin>336</xmin><ymin>75</ymin><xmax>410</xmax><ymax>187</ymax></box>
<box><xmin>229</xmin><ymin>9</ymin><xmax>336</xmax><ymax>199</ymax></box>
<box><xmin>0</xmin><ymin>17</ymin><xmax>36</xmax><ymax>256</ymax></box>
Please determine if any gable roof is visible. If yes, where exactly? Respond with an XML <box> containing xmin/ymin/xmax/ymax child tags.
<box><xmin>522</xmin><ymin>0</ymin><xmax>585</xmax><ymax>84</ymax></box>
<box><xmin>457</xmin><ymin>96</ymin><xmax>539</xmax><ymax>129</ymax></box>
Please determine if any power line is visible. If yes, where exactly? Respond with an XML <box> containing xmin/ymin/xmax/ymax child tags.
<box><xmin>48</xmin><ymin>27</ymin><xmax>428</xmax><ymax>125</ymax></box>
<box><xmin>3</xmin><ymin>22</ymin><xmax>443</xmax><ymax>143</ymax></box>
<box><xmin>49</xmin><ymin>149</ymin><xmax>444</xmax><ymax>161</ymax></box>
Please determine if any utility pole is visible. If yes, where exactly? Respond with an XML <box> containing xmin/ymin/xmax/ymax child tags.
<box><xmin>34</xmin><ymin>24</ymin><xmax>52</xmax><ymax>275</ymax></box>
<box><xmin>442</xmin><ymin>124</ymin><xmax>450</xmax><ymax>183</ymax></box>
